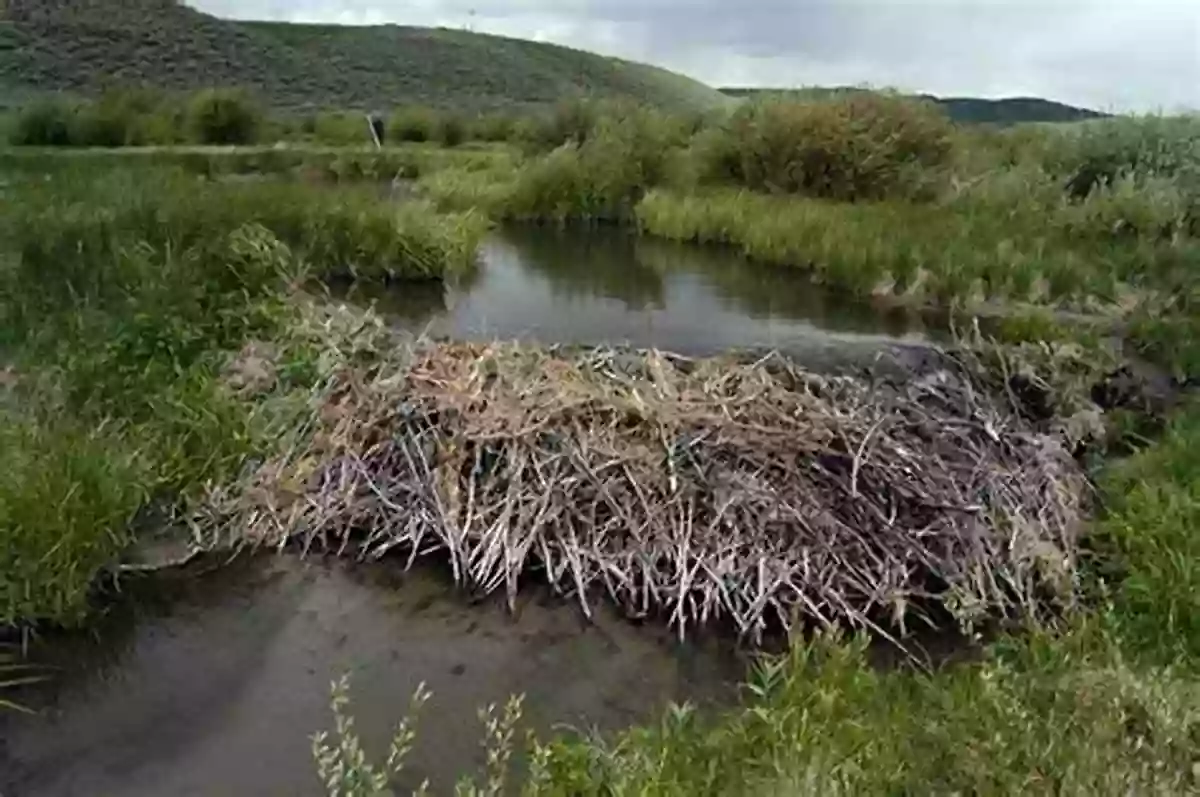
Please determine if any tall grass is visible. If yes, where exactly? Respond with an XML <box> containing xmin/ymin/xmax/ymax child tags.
<box><xmin>5</xmin><ymin>167</ymin><xmax>486</xmax><ymax>287</ymax></box>
<box><xmin>0</xmin><ymin>403</ymin><xmax>147</xmax><ymax>626</ymax></box>
<box><xmin>636</xmin><ymin>187</ymin><xmax>1199</xmax><ymax>309</ymax></box>
<box><xmin>0</xmin><ymin>164</ymin><xmax>488</xmax><ymax>626</ymax></box>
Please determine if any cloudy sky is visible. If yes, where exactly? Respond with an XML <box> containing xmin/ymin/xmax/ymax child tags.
<box><xmin>191</xmin><ymin>1</ymin><xmax>1199</xmax><ymax>112</ymax></box>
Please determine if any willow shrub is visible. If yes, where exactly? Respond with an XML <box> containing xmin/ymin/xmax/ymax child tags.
<box><xmin>692</xmin><ymin>93</ymin><xmax>956</xmax><ymax>201</ymax></box>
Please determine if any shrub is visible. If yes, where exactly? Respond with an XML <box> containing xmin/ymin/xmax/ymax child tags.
<box><xmin>186</xmin><ymin>88</ymin><xmax>264</xmax><ymax>145</ymax></box>
<box><xmin>437</xmin><ymin>112</ymin><xmax>467</xmax><ymax>147</ymax></box>
<box><xmin>9</xmin><ymin>99</ymin><xmax>75</xmax><ymax>146</ymax></box>
<box><xmin>506</xmin><ymin>106</ymin><xmax>681</xmax><ymax>223</ymax></box>
<box><xmin>313</xmin><ymin>111</ymin><xmax>370</xmax><ymax>146</ymax></box>
<box><xmin>389</xmin><ymin>106</ymin><xmax>439</xmax><ymax>143</ymax></box>
<box><xmin>693</xmin><ymin>93</ymin><xmax>957</xmax><ymax>201</ymax></box>
<box><xmin>470</xmin><ymin>112</ymin><xmax>517</xmax><ymax>142</ymax></box>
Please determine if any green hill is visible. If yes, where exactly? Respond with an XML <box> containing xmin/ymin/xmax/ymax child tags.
<box><xmin>719</xmin><ymin>87</ymin><xmax>1106</xmax><ymax>126</ymax></box>
<box><xmin>0</xmin><ymin>0</ymin><xmax>728</xmax><ymax>112</ymax></box>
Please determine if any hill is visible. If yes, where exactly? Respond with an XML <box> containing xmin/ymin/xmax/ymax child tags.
<box><xmin>0</xmin><ymin>0</ymin><xmax>728</xmax><ymax>112</ymax></box>
<box><xmin>719</xmin><ymin>87</ymin><xmax>1107</xmax><ymax>126</ymax></box>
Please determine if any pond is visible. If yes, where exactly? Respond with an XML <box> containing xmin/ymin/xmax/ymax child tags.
<box><xmin>337</xmin><ymin>225</ymin><xmax>939</xmax><ymax>367</ymax></box>
<box><xmin>1</xmin><ymin>556</ymin><xmax>744</xmax><ymax>796</ymax></box>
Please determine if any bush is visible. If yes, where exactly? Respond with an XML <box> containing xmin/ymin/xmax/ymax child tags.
<box><xmin>437</xmin><ymin>113</ymin><xmax>467</xmax><ymax>148</ymax></box>
<box><xmin>9</xmin><ymin>99</ymin><xmax>75</xmax><ymax>146</ymax></box>
<box><xmin>389</xmin><ymin>106</ymin><xmax>439</xmax><ymax>143</ymax></box>
<box><xmin>186</xmin><ymin>88</ymin><xmax>264</xmax><ymax>145</ymax></box>
<box><xmin>694</xmin><ymin>93</ymin><xmax>957</xmax><ymax>201</ymax></box>
<box><xmin>313</xmin><ymin>111</ymin><xmax>370</xmax><ymax>146</ymax></box>
<box><xmin>506</xmin><ymin>106</ymin><xmax>682</xmax><ymax>223</ymax></box>
<box><xmin>470</xmin><ymin>112</ymin><xmax>517</xmax><ymax>142</ymax></box>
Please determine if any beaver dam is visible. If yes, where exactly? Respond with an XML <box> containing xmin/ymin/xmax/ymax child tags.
<box><xmin>197</xmin><ymin>339</ymin><xmax>1089</xmax><ymax>640</ymax></box>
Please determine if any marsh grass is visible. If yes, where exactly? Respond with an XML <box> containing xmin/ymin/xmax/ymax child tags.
<box><xmin>4</xmin><ymin>166</ymin><xmax>487</xmax><ymax>286</ymax></box>
<box><xmin>636</xmin><ymin>187</ymin><xmax>1198</xmax><ymax>310</ymax></box>
<box><xmin>0</xmin><ymin>164</ymin><xmax>488</xmax><ymax>625</ymax></box>
<box><xmin>0</xmin><ymin>404</ymin><xmax>146</xmax><ymax>626</ymax></box>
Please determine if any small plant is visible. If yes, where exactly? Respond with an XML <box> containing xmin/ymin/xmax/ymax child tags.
<box><xmin>311</xmin><ymin>676</ymin><xmax>528</xmax><ymax>797</ymax></box>
<box><xmin>456</xmin><ymin>695</ymin><xmax>526</xmax><ymax>797</ymax></box>
<box><xmin>312</xmin><ymin>675</ymin><xmax>432</xmax><ymax>797</ymax></box>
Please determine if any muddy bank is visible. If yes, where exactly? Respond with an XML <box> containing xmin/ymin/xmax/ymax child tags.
<box><xmin>0</xmin><ymin>556</ymin><xmax>743</xmax><ymax>796</ymax></box>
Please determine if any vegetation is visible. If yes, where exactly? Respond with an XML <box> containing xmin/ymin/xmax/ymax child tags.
<box><xmin>3</xmin><ymin>81</ymin><xmax>1200</xmax><ymax>795</ymax></box>
<box><xmin>2</xmin><ymin>0</ymin><xmax>726</xmax><ymax>113</ymax></box>
<box><xmin>0</xmin><ymin>164</ymin><xmax>486</xmax><ymax>627</ymax></box>
<box><xmin>417</xmin><ymin>97</ymin><xmax>1199</xmax><ymax>321</ymax></box>
<box><xmin>186</xmin><ymin>88</ymin><xmax>263</xmax><ymax>145</ymax></box>
<box><xmin>719</xmin><ymin>86</ymin><xmax>1108</xmax><ymax>126</ymax></box>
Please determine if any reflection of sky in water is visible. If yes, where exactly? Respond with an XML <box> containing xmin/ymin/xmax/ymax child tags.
<box><xmin>365</xmin><ymin>227</ymin><xmax>936</xmax><ymax>359</ymax></box>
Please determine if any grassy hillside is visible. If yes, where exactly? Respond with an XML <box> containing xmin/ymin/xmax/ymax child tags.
<box><xmin>720</xmin><ymin>87</ymin><xmax>1106</xmax><ymax>126</ymax></box>
<box><xmin>0</xmin><ymin>0</ymin><xmax>728</xmax><ymax>112</ymax></box>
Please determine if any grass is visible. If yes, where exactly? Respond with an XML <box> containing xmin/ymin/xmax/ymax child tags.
<box><xmin>0</xmin><ymin>162</ymin><xmax>488</xmax><ymax>628</ymax></box>
<box><xmin>0</xmin><ymin>405</ymin><xmax>146</xmax><ymax>627</ymax></box>
<box><xmin>636</xmin><ymin>186</ymin><xmax>1199</xmax><ymax>310</ymax></box>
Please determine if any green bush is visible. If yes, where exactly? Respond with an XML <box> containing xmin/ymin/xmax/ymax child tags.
<box><xmin>9</xmin><ymin>99</ymin><xmax>75</xmax><ymax>146</ymax></box>
<box><xmin>694</xmin><ymin>93</ymin><xmax>956</xmax><ymax>201</ymax></box>
<box><xmin>470</xmin><ymin>112</ymin><xmax>517</xmax><ymax>142</ymax></box>
<box><xmin>186</xmin><ymin>88</ymin><xmax>264</xmax><ymax>145</ymax></box>
<box><xmin>389</xmin><ymin>106</ymin><xmax>439</xmax><ymax>143</ymax></box>
<box><xmin>437</xmin><ymin>112</ymin><xmax>467</xmax><ymax>148</ymax></box>
<box><xmin>506</xmin><ymin>107</ymin><xmax>680</xmax><ymax>224</ymax></box>
<box><xmin>313</xmin><ymin>111</ymin><xmax>370</xmax><ymax>146</ymax></box>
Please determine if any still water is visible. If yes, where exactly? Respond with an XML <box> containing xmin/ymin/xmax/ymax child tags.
<box><xmin>1</xmin><ymin>557</ymin><xmax>742</xmax><ymax>796</ymax></box>
<box><xmin>340</xmin><ymin>226</ymin><xmax>935</xmax><ymax>363</ymax></box>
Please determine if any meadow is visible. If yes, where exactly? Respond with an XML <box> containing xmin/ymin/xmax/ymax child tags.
<box><xmin>3</xmin><ymin>89</ymin><xmax>1200</xmax><ymax>794</ymax></box>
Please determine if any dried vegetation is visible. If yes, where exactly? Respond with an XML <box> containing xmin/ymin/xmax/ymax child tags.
<box><xmin>200</xmin><ymin>338</ymin><xmax>1088</xmax><ymax>640</ymax></box>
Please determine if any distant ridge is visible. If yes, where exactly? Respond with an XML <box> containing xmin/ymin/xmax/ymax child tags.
<box><xmin>0</xmin><ymin>0</ymin><xmax>728</xmax><ymax>111</ymax></box>
<box><xmin>718</xmin><ymin>87</ymin><xmax>1108</xmax><ymax>126</ymax></box>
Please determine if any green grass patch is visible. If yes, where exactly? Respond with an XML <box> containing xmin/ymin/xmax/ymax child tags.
<box><xmin>0</xmin><ymin>404</ymin><xmax>146</xmax><ymax>626</ymax></box>
<box><xmin>0</xmin><ymin>161</ymin><xmax>488</xmax><ymax>626</ymax></box>
<box><xmin>636</xmin><ymin>188</ymin><xmax>1198</xmax><ymax>310</ymax></box>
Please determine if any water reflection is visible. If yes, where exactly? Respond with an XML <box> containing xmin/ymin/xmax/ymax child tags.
<box><xmin>340</xmin><ymin>226</ymin><xmax>935</xmax><ymax>359</ymax></box>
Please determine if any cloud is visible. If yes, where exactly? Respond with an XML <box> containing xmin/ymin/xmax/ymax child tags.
<box><xmin>190</xmin><ymin>0</ymin><xmax>1200</xmax><ymax>111</ymax></box>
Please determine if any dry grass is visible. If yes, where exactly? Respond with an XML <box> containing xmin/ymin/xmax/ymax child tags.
<box><xmin>199</xmin><ymin>340</ymin><xmax>1087</xmax><ymax>640</ymax></box>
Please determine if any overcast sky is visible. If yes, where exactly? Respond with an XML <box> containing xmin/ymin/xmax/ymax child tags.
<box><xmin>191</xmin><ymin>1</ymin><xmax>1199</xmax><ymax>112</ymax></box>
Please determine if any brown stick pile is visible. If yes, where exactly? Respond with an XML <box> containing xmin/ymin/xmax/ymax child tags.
<box><xmin>199</xmin><ymin>341</ymin><xmax>1086</xmax><ymax>640</ymax></box>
